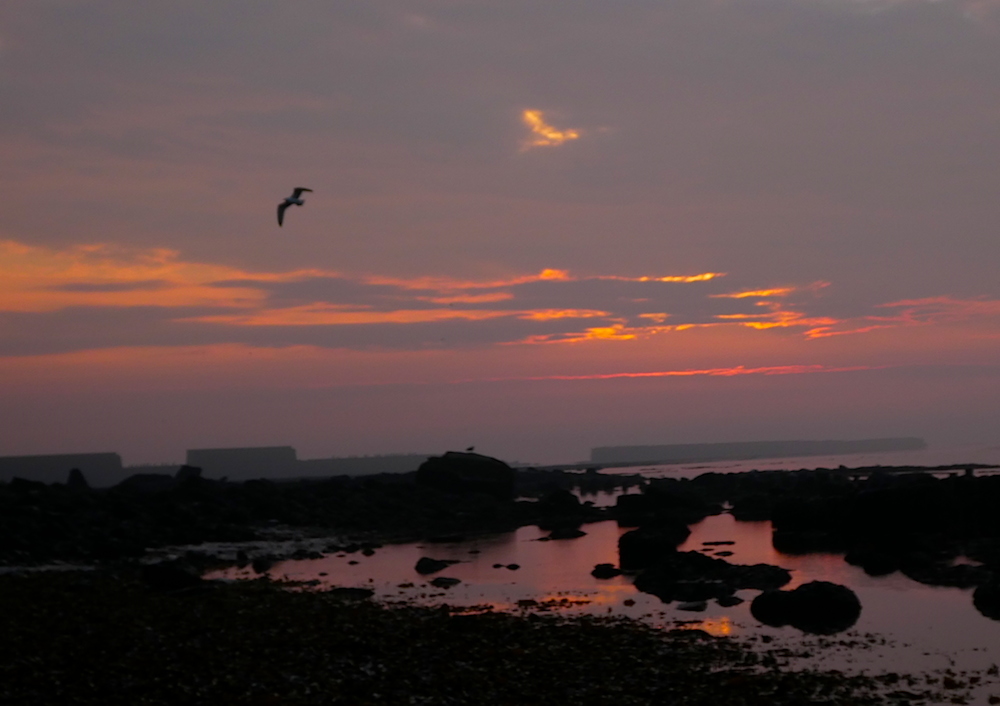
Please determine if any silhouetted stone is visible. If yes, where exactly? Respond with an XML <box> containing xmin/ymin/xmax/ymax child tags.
<box><xmin>844</xmin><ymin>548</ymin><xmax>899</xmax><ymax>577</ymax></box>
<box><xmin>415</xmin><ymin>557</ymin><xmax>458</xmax><ymax>575</ymax></box>
<box><xmin>251</xmin><ymin>556</ymin><xmax>274</xmax><ymax>574</ymax></box>
<box><xmin>174</xmin><ymin>465</ymin><xmax>202</xmax><ymax>482</ymax></box>
<box><xmin>115</xmin><ymin>473</ymin><xmax>175</xmax><ymax>494</ymax></box>
<box><xmin>750</xmin><ymin>590</ymin><xmax>795</xmax><ymax>627</ymax></box>
<box><xmin>66</xmin><ymin>468</ymin><xmax>90</xmax><ymax>490</ymax></box>
<box><xmin>429</xmin><ymin>576</ymin><xmax>461</xmax><ymax>588</ymax></box>
<box><xmin>416</xmin><ymin>452</ymin><xmax>515</xmax><ymax>500</ymax></box>
<box><xmin>973</xmin><ymin>576</ymin><xmax>1000</xmax><ymax>620</ymax></box>
<box><xmin>900</xmin><ymin>560</ymin><xmax>990</xmax><ymax>588</ymax></box>
<box><xmin>618</xmin><ymin>524</ymin><xmax>691</xmax><ymax>570</ymax></box>
<box><xmin>546</xmin><ymin>527</ymin><xmax>587</xmax><ymax>540</ymax></box>
<box><xmin>327</xmin><ymin>587</ymin><xmax>375</xmax><ymax>600</ymax></box>
<box><xmin>538</xmin><ymin>488</ymin><xmax>582</xmax><ymax>514</ymax></box>
<box><xmin>750</xmin><ymin>581</ymin><xmax>861</xmax><ymax>634</ymax></box>
<box><xmin>716</xmin><ymin>595</ymin><xmax>744</xmax><ymax>607</ymax></box>
<box><xmin>591</xmin><ymin>563</ymin><xmax>622</xmax><ymax>579</ymax></box>
<box><xmin>634</xmin><ymin>551</ymin><xmax>791</xmax><ymax>604</ymax></box>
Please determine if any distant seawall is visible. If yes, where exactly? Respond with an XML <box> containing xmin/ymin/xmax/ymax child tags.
<box><xmin>590</xmin><ymin>438</ymin><xmax>927</xmax><ymax>465</ymax></box>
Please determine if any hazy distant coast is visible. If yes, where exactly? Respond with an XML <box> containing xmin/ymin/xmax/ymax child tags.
<box><xmin>591</xmin><ymin>438</ymin><xmax>926</xmax><ymax>466</ymax></box>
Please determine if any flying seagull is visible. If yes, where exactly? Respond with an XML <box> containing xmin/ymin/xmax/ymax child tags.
<box><xmin>277</xmin><ymin>187</ymin><xmax>313</xmax><ymax>226</ymax></box>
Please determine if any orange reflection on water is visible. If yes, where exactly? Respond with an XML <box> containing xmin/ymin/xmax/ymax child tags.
<box><xmin>676</xmin><ymin>616</ymin><xmax>736</xmax><ymax>637</ymax></box>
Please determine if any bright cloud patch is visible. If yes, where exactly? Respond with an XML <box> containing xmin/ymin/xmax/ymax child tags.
<box><xmin>521</xmin><ymin>110</ymin><xmax>580</xmax><ymax>150</ymax></box>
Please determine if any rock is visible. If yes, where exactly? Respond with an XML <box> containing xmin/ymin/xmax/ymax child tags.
<box><xmin>844</xmin><ymin>548</ymin><xmax>899</xmax><ymax>577</ymax></box>
<box><xmin>716</xmin><ymin>595</ymin><xmax>744</xmax><ymax>607</ymax></box>
<box><xmin>415</xmin><ymin>557</ymin><xmax>458</xmax><ymax>575</ymax></box>
<box><xmin>251</xmin><ymin>557</ymin><xmax>274</xmax><ymax>574</ymax></box>
<box><xmin>114</xmin><ymin>473</ymin><xmax>175</xmax><ymax>494</ymax></box>
<box><xmin>751</xmin><ymin>581</ymin><xmax>862</xmax><ymax>634</ymax></box>
<box><xmin>900</xmin><ymin>560</ymin><xmax>990</xmax><ymax>588</ymax></box>
<box><xmin>416</xmin><ymin>452</ymin><xmax>515</xmax><ymax>500</ymax></box>
<box><xmin>973</xmin><ymin>576</ymin><xmax>1000</xmax><ymax>620</ymax></box>
<box><xmin>429</xmin><ymin>576</ymin><xmax>461</xmax><ymax>588</ymax></box>
<box><xmin>546</xmin><ymin>527</ymin><xmax>587</xmax><ymax>540</ymax></box>
<box><xmin>591</xmin><ymin>563</ymin><xmax>622</xmax><ymax>579</ymax></box>
<box><xmin>327</xmin><ymin>587</ymin><xmax>375</xmax><ymax>600</ymax></box>
<box><xmin>750</xmin><ymin>590</ymin><xmax>795</xmax><ymax>627</ymax></box>
<box><xmin>140</xmin><ymin>560</ymin><xmax>203</xmax><ymax>591</ymax></box>
<box><xmin>634</xmin><ymin>551</ymin><xmax>790</xmax><ymax>603</ymax></box>
<box><xmin>506</xmin><ymin>564</ymin><xmax>520</xmax><ymax>571</ymax></box>
<box><xmin>174</xmin><ymin>465</ymin><xmax>203</xmax><ymax>482</ymax></box>
<box><xmin>618</xmin><ymin>523</ymin><xmax>691</xmax><ymax>570</ymax></box>
<box><xmin>537</xmin><ymin>489</ymin><xmax>582</xmax><ymax>515</ymax></box>
<box><xmin>677</xmin><ymin>600</ymin><xmax>708</xmax><ymax>612</ymax></box>
<box><xmin>66</xmin><ymin>468</ymin><xmax>90</xmax><ymax>490</ymax></box>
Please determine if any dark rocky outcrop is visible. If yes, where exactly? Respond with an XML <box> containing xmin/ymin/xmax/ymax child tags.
<box><xmin>750</xmin><ymin>581</ymin><xmax>861</xmax><ymax>634</ymax></box>
<box><xmin>633</xmin><ymin>551</ymin><xmax>790</xmax><ymax>603</ymax></box>
<box><xmin>66</xmin><ymin>468</ymin><xmax>90</xmax><ymax>491</ymax></box>
<box><xmin>429</xmin><ymin>576</ymin><xmax>461</xmax><ymax>588</ymax></box>
<box><xmin>618</xmin><ymin>523</ymin><xmax>691</xmax><ymax>570</ymax></box>
<box><xmin>591</xmin><ymin>563</ymin><xmax>622</xmax><ymax>579</ymax></box>
<box><xmin>973</xmin><ymin>576</ymin><xmax>1000</xmax><ymax>620</ymax></box>
<box><xmin>175</xmin><ymin>465</ymin><xmax>203</xmax><ymax>482</ymax></box>
<box><xmin>415</xmin><ymin>557</ymin><xmax>459</xmax><ymax>575</ymax></box>
<box><xmin>416</xmin><ymin>452</ymin><xmax>515</xmax><ymax>500</ymax></box>
<box><xmin>545</xmin><ymin>527</ymin><xmax>587</xmax><ymax>540</ymax></box>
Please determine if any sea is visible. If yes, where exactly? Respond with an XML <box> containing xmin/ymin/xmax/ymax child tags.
<box><xmin>208</xmin><ymin>442</ymin><xmax>1000</xmax><ymax>703</ymax></box>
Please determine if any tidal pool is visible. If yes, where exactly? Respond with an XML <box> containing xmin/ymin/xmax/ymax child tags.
<box><xmin>210</xmin><ymin>511</ymin><xmax>1000</xmax><ymax>699</ymax></box>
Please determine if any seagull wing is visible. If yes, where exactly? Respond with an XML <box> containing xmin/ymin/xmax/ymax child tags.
<box><xmin>292</xmin><ymin>187</ymin><xmax>313</xmax><ymax>198</ymax></box>
<box><xmin>277</xmin><ymin>202</ymin><xmax>289</xmax><ymax>226</ymax></box>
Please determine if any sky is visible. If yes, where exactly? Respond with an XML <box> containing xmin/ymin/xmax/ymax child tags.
<box><xmin>1</xmin><ymin>0</ymin><xmax>999</xmax><ymax>465</ymax></box>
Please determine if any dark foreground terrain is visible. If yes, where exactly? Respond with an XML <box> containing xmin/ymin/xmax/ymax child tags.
<box><xmin>0</xmin><ymin>570</ymin><xmax>949</xmax><ymax>706</ymax></box>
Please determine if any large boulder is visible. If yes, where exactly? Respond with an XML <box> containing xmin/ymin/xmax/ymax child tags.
<box><xmin>415</xmin><ymin>557</ymin><xmax>459</xmax><ymax>575</ymax></box>
<box><xmin>416</xmin><ymin>452</ymin><xmax>515</xmax><ymax>500</ymax></box>
<box><xmin>634</xmin><ymin>551</ymin><xmax>791</xmax><ymax>603</ymax></box>
<box><xmin>115</xmin><ymin>473</ymin><xmax>175</xmax><ymax>494</ymax></box>
<box><xmin>618</xmin><ymin>523</ymin><xmax>691</xmax><ymax>570</ymax></box>
<box><xmin>750</xmin><ymin>581</ymin><xmax>862</xmax><ymax>634</ymax></box>
<box><xmin>973</xmin><ymin>576</ymin><xmax>1000</xmax><ymax>620</ymax></box>
<box><xmin>66</xmin><ymin>468</ymin><xmax>90</xmax><ymax>490</ymax></box>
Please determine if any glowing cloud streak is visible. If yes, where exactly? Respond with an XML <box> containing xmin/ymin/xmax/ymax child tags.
<box><xmin>521</xmin><ymin>110</ymin><xmax>580</xmax><ymax>150</ymax></box>
<box><xmin>471</xmin><ymin>364</ymin><xmax>881</xmax><ymax>384</ymax></box>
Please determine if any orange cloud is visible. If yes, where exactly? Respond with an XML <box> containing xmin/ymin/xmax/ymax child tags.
<box><xmin>599</xmin><ymin>273</ymin><xmax>726</xmax><ymax>283</ymax></box>
<box><xmin>521</xmin><ymin>109</ymin><xmax>580</xmax><ymax>149</ymax></box>
<box><xmin>0</xmin><ymin>240</ymin><xmax>328</xmax><ymax>312</ymax></box>
<box><xmin>181</xmin><ymin>306</ymin><xmax>514</xmax><ymax>327</ymax></box>
<box><xmin>518</xmin><ymin>309</ymin><xmax>610</xmax><ymax>321</ymax></box>
<box><xmin>476</xmin><ymin>364</ymin><xmax>881</xmax><ymax>383</ymax></box>
<box><xmin>366</xmin><ymin>268</ymin><xmax>571</xmax><ymax>291</ymax></box>
<box><xmin>711</xmin><ymin>287</ymin><xmax>795</xmax><ymax>299</ymax></box>
<box><xmin>420</xmin><ymin>293</ymin><xmax>515</xmax><ymax>305</ymax></box>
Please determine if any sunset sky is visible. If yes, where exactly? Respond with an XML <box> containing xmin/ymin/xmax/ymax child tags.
<box><xmin>1</xmin><ymin>1</ymin><xmax>999</xmax><ymax>465</ymax></box>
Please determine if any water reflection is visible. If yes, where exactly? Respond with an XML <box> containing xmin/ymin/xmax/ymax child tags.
<box><xmin>209</xmin><ymin>512</ymin><xmax>1000</xmax><ymax>683</ymax></box>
